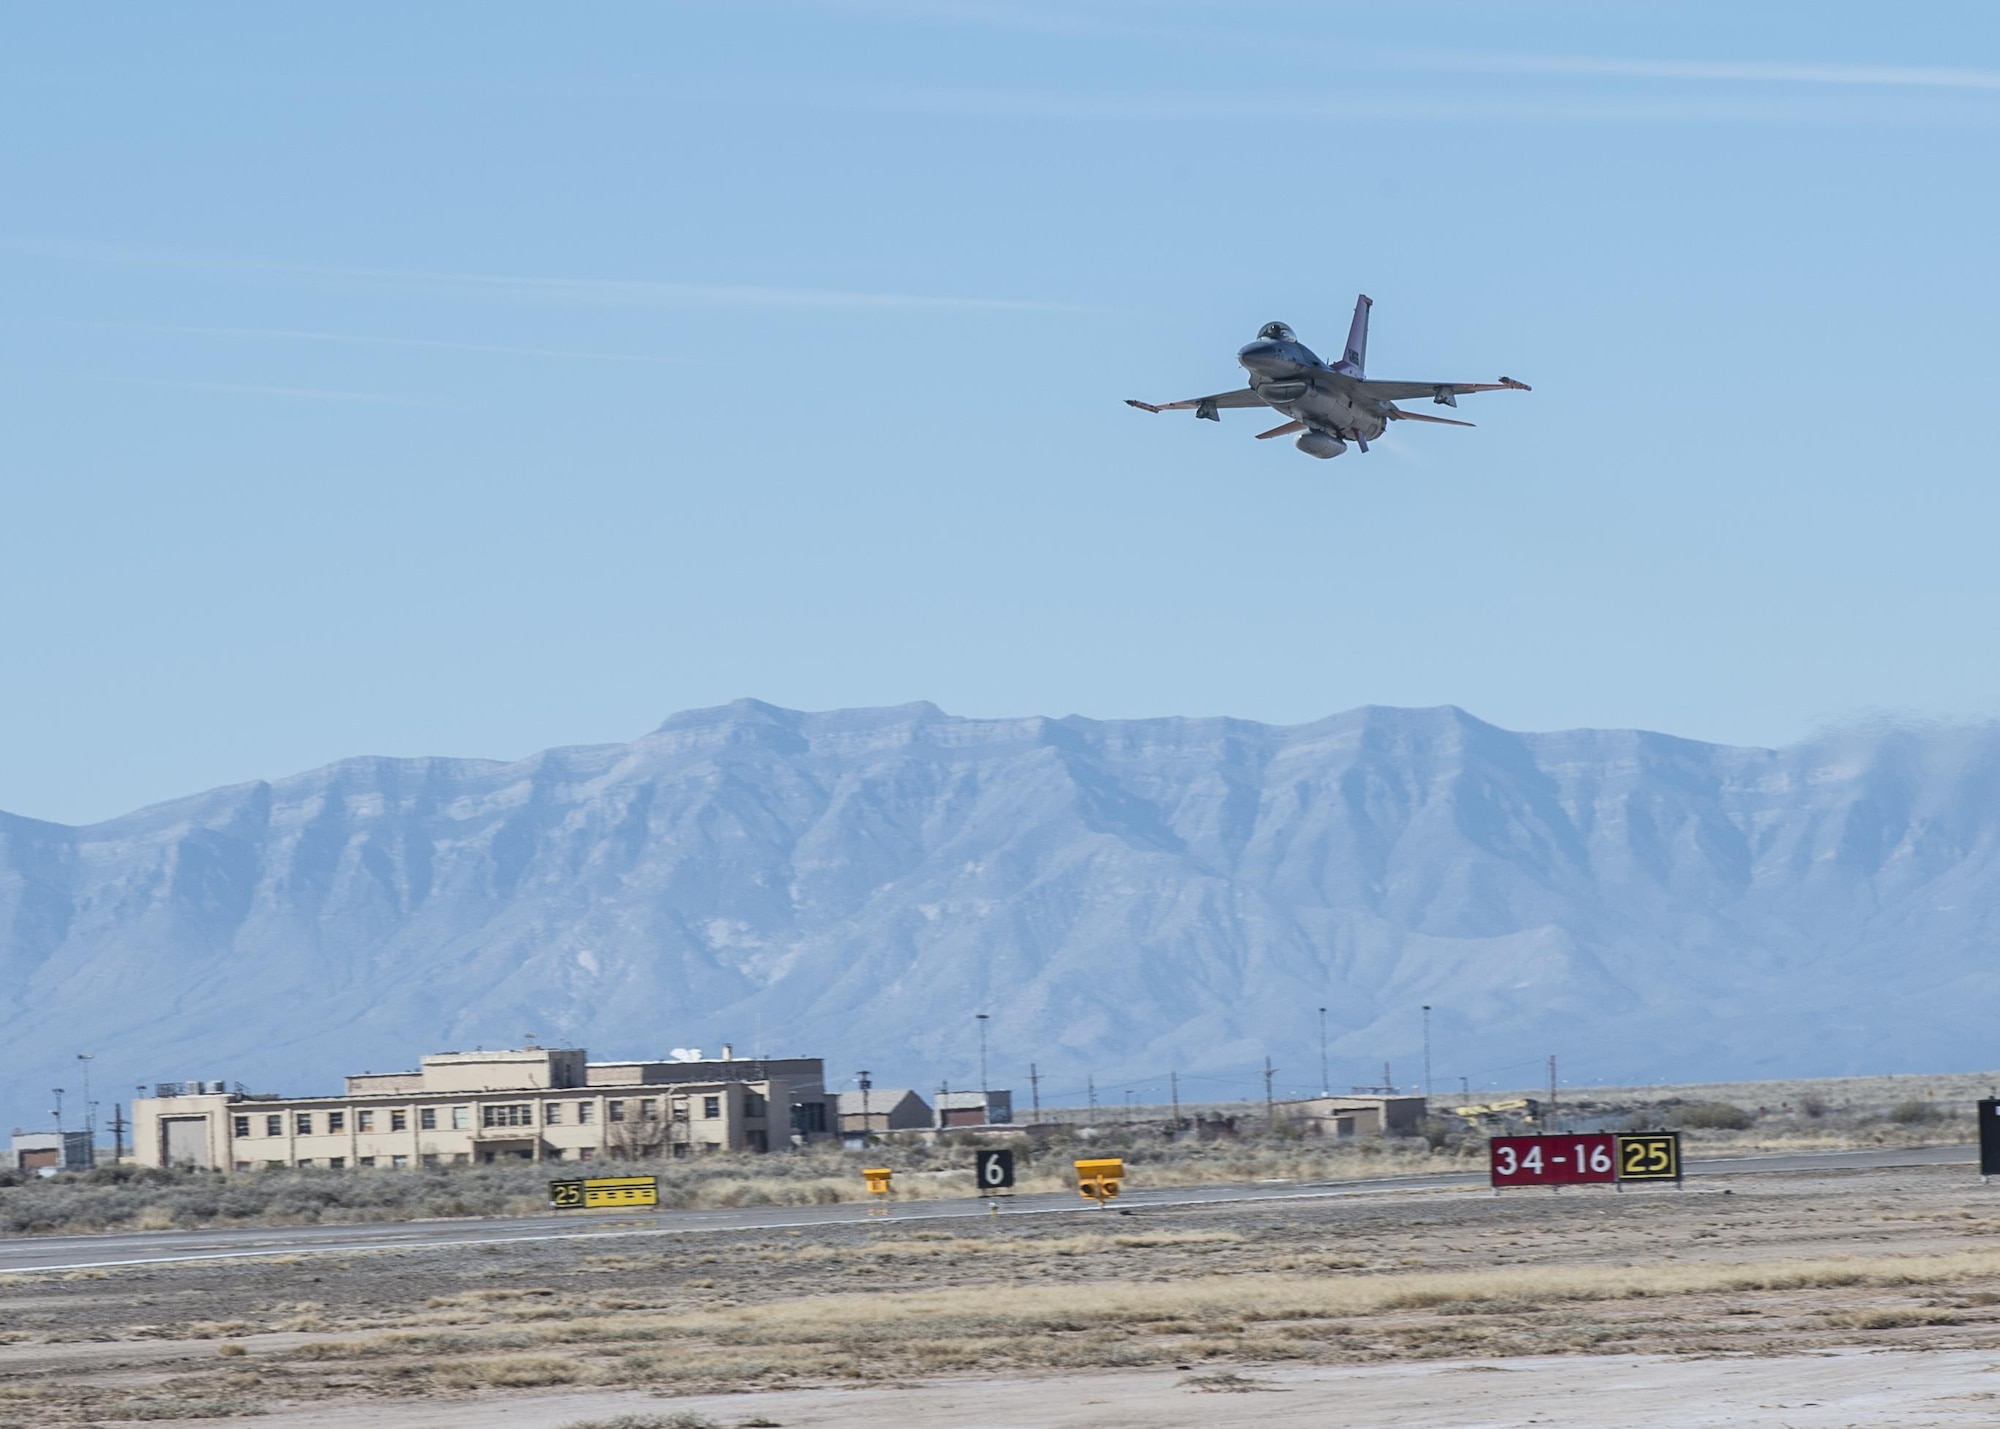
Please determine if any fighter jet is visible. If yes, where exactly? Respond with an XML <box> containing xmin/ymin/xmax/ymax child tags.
<box><xmin>1126</xmin><ymin>295</ymin><xmax>1529</xmax><ymax>459</ymax></box>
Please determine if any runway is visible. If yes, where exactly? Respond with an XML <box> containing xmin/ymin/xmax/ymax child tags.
<box><xmin>0</xmin><ymin>1141</ymin><xmax>1973</xmax><ymax>1275</ymax></box>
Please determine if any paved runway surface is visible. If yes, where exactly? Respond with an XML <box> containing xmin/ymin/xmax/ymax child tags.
<box><xmin>0</xmin><ymin>1142</ymin><xmax>1974</xmax><ymax>1276</ymax></box>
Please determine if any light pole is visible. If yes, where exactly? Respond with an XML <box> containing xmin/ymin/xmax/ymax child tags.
<box><xmin>1318</xmin><ymin>1006</ymin><xmax>1330</xmax><ymax>1096</ymax></box>
<box><xmin>856</xmin><ymin>1071</ymin><xmax>872</xmax><ymax>1142</ymax></box>
<box><xmin>976</xmin><ymin>1013</ymin><xmax>990</xmax><ymax>1115</ymax></box>
<box><xmin>51</xmin><ymin>1088</ymin><xmax>64</xmax><ymax>1134</ymax></box>
<box><xmin>1421</xmin><ymin>1005</ymin><xmax>1433</xmax><ymax>1098</ymax></box>
<box><xmin>77</xmin><ymin>1053</ymin><xmax>95</xmax><ymax>1160</ymax></box>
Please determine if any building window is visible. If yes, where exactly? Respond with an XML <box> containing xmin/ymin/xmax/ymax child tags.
<box><xmin>608</xmin><ymin>1100</ymin><xmax>625</xmax><ymax>1122</ymax></box>
<box><xmin>390</xmin><ymin>1110</ymin><xmax>408</xmax><ymax>1132</ymax></box>
<box><xmin>391</xmin><ymin>1155</ymin><xmax>409</xmax><ymax>1168</ymax></box>
<box><xmin>641</xmin><ymin>1099</ymin><xmax>660</xmax><ymax>1121</ymax></box>
<box><xmin>544</xmin><ymin>1102</ymin><xmax>562</xmax><ymax>1125</ymax></box>
<box><xmin>577</xmin><ymin>1102</ymin><xmax>594</xmax><ymax>1124</ymax></box>
<box><xmin>546</xmin><ymin>1148</ymin><xmax>564</xmax><ymax>1160</ymax></box>
<box><xmin>451</xmin><ymin>1106</ymin><xmax>469</xmax><ymax>1130</ymax></box>
<box><xmin>233</xmin><ymin>1116</ymin><xmax>251</xmax><ymax>1138</ymax></box>
<box><xmin>578</xmin><ymin>1147</ymin><xmax>595</xmax><ymax>1162</ymax></box>
<box><xmin>421</xmin><ymin>1153</ymin><xmax>439</xmax><ymax>1167</ymax></box>
<box><xmin>265</xmin><ymin>1114</ymin><xmax>282</xmax><ymax>1137</ymax></box>
<box><xmin>744</xmin><ymin>1092</ymin><xmax>767</xmax><ymax>1117</ymax></box>
<box><xmin>329</xmin><ymin>1157</ymin><xmax>346</xmax><ymax>1169</ymax></box>
<box><xmin>234</xmin><ymin>1161</ymin><xmax>252</xmax><ymax>1171</ymax></box>
<box><xmin>295</xmin><ymin>1114</ymin><xmax>313</xmax><ymax>1136</ymax></box>
<box><xmin>703</xmin><ymin>1096</ymin><xmax>721</xmax><ymax>1119</ymax></box>
<box><xmin>358</xmin><ymin>1156</ymin><xmax>376</xmax><ymax>1167</ymax></box>
<box><xmin>420</xmin><ymin>1107</ymin><xmax>437</xmax><ymax>1130</ymax></box>
<box><xmin>451</xmin><ymin>1153</ymin><xmax>469</xmax><ymax>1165</ymax></box>
<box><xmin>357</xmin><ymin>1110</ymin><xmax>375</xmax><ymax>1132</ymax></box>
<box><xmin>481</xmin><ymin>1104</ymin><xmax>533</xmax><ymax>1128</ymax></box>
<box><xmin>328</xmin><ymin>1111</ymin><xmax>345</xmax><ymax>1132</ymax></box>
<box><xmin>297</xmin><ymin>1158</ymin><xmax>313</xmax><ymax>1168</ymax></box>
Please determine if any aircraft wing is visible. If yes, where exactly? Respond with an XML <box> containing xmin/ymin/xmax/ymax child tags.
<box><xmin>1125</xmin><ymin>387</ymin><xmax>1269</xmax><ymax>420</ymax></box>
<box><xmin>1353</xmin><ymin>376</ymin><xmax>1531</xmax><ymax>403</ymax></box>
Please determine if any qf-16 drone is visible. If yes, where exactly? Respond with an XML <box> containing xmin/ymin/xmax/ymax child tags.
<box><xmin>1127</xmin><ymin>294</ymin><xmax>1529</xmax><ymax>459</ymax></box>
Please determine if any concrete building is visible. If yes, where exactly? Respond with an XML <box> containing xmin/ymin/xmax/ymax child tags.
<box><xmin>834</xmin><ymin>1088</ymin><xmax>932</xmax><ymax>1135</ymax></box>
<box><xmin>132</xmin><ymin>1047</ymin><xmax>829</xmax><ymax>1171</ymax></box>
<box><xmin>1276</xmin><ymin>1094</ymin><xmax>1428</xmax><ymax>1137</ymax></box>
<box><xmin>935</xmin><ymin>1089</ymin><xmax>1012</xmax><ymax>1127</ymax></box>
<box><xmin>10</xmin><ymin>1130</ymin><xmax>94</xmax><ymax>1174</ymax></box>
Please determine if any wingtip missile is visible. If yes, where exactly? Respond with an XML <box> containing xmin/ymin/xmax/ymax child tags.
<box><xmin>1386</xmin><ymin>405</ymin><xmax>1476</xmax><ymax>428</ymax></box>
<box><xmin>1498</xmin><ymin>376</ymin><xmax>1531</xmax><ymax>390</ymax></box>
<box><xmin>1125</xmin><ymin>399</ymin><xmax>1164</xmax><ymax>413</ymax></box>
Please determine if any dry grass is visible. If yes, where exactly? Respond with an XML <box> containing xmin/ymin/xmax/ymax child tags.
<box><xmin>263</xmin><ymin>1243</ymin><xmax>2000</xmax><ymax>1397</ymax></box>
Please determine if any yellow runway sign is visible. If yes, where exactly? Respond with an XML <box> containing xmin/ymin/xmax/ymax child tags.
<box><xmin>549</xmin><ymin>1175</ymin><xmax>660</xmax><ymax>1210</ymax></box>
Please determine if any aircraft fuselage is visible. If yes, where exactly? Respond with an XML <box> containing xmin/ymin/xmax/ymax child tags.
<box><xmin>1236</xmin><ymin>337</ymin><xmax>1388</xmax><ymax>449</ymax></box>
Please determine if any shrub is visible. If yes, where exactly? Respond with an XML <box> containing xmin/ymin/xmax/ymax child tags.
<box><xmin>1670</xmin><ymin>1102</ymin><xmax>1754</xmax><ymax>1131</ymax></box>
<box><xmin>1889</xmin><ymin>1099</ymin><xmax>1943</xmax><ymax>1125</ymax></box>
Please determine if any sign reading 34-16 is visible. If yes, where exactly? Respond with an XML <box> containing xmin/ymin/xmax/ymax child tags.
<box><xmin>1489</xmin><ymin>1133</ymin><xmax>1617</xmax><ymax>1187</ymax></box>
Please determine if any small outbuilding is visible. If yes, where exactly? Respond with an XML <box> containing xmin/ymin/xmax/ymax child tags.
<box><xmin>834</xmin><ymin>1088</ymin><xmax>933</xmax><ymax>1135</ymax></box>
<box><xmin>11</xmin><ymin>1130</ymin><xmax>94</xmax><ymax>1174</ymax></box>
<box><xmin>1276</xmin><ymin>1095</ymin><xmax>1428</xmax><ymax>1137</ymax></box>
<box><xmin>935</xmin><ymin>1090</ymin><xmax>1012</xmax><ymax>1127</ymax></box>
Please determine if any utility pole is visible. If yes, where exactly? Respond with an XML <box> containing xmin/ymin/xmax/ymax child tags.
<box><xmin>1087</xmin><ymin>1074</ymin><xmax>1097</xmax><ymax>1116</ymax></box>
<box><xmin>1124</xmin><ymin>1090</ymin><xmax>1134</xmax><ymax>1124</ymax></box>
<box><xmin>110</xmin><ymin>1103</ymin><xmax>128</xmax><ymax>1164</ymax></box>
<box><xmin>1318</xmin><ymin>1006</ymin><xmax>1330</xmax><ymax>1097</ymax></box>
<box><xmin>1263</xmin><ymin>1056</ymin><xmax>1276</xmax><ymax>1126</ymax></box>
<box><xmin>857</xmin><ymin>1071</ymin><xmax>871</xmax><ymax>1142</ymax></box>
<box><xmin>51</xmin><ymin>1088</ymin><xmax>64</xmax><ymax>1134</ymax></box>
<box><xmin>1170</xmin><ymin>1070</ymin><xmax>1181</xmax><ymax>1135</ymax></box>
<box><xmin>1459</xmin><ymin>1075</ymin><xmax>1470</xmax><ymax>1101</ymax></box>
<box><xmin>1421</xmin><ymin>1006</ymin><xmax>1432</xmax><ymax>1099</ymax></box>
<box><xmin>1547</xmin><ymin>1055</ymin><xmax>1558</xmax><ymax>1134</ymax></box>
<box><xmin>1029</xmin><ymin>1062</ymin><xmax>1041</xmax><ymax>1120</ymax></box>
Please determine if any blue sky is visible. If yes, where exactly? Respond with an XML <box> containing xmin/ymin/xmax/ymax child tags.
<box><xmin>5</xmin><ymin>2</ymin><xmax>1999</xmax><ymax>825</ymax></box>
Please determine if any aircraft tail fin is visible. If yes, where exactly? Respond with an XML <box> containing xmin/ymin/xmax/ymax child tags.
<box><xmin>1339</xmin><ymin>293</ymin><xmax>1371</xmax><ymax>377</ymax></box>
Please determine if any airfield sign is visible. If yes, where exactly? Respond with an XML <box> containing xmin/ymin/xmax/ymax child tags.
<box><xmin>548</xmin><ymin>1175</ymin><xmax>659</xmax><ymax>1210</ymax></box>
<box><xmin>1616</xmin><ymin>1133</ymin><xmax>1682</xmax><ymax>1182</ymax></box>
<box><xmin>1489</xmin><ymin>1134</ymin><xmax>1617</xmax><ymax>1187</ymax></box>
<box><xmin>1488</xmin><ymin>1133</ymin><xmax>1683</xmax><ymax>1189</ymax></box>
<box><xmin>977</xmin><ymin>1149</ymin><xmax>1016</xmax><ymax>1190</ymax></box>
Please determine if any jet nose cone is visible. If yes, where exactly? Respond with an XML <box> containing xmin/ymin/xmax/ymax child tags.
<box><xmin>1238</xmin><ymin>340</ymin><xmax>1281</xmax><ymax>371</ymax></box>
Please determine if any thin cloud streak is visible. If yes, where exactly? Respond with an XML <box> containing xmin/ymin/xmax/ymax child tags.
<box><xmin>1386</xmin><ymin>50</ymin><xmax>2000</xmax><ymax>92</ymax></box>
<box><xmin>99</xmin><ymin>323</ymin><xmax>700</xmax><ymax>366</ymax></box>
<box><xmin>814</xmin><ymin>87</ymin><xmax>1996</xmax><ymax>126</ymax></box>
<box><xmin>6</xmin><ymin>238</ymin><xmax>1079</xmax><ymax>313</ymax></box>
<box><xmin>78</xmin><ymin>373</ymin><xmax>431</xmax><ymax>406</ymax></box>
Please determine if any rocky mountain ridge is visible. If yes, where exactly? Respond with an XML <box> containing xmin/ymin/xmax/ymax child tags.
<box><xmin>3</xmin><ymin>700</ymin><xmax>1994</xmax><ymax>1131</ymax></box>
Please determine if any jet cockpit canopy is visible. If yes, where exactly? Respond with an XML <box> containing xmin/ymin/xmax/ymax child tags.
<box><xmin>1257</xmin><ymin>321</ymin><xmax>1296</xmax><ymax>343</ymax></box>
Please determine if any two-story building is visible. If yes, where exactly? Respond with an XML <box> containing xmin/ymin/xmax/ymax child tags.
<box><xmin>133</xmin><ymin>1046</ymin><xmax>829</xmax><ymax>1171</ymax></box>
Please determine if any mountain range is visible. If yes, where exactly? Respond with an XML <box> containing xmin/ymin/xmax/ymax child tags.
<box><xmin>3</xmin><ymin>700</ymin><xmax>1996</xmax><ymax>1134</ymax></box>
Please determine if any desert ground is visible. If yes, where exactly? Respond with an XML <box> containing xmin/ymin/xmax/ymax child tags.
<box><xmin>11</xmin><ymin>1156</ymin><xmax>2000</xmax><ymax>1426</ymax></box>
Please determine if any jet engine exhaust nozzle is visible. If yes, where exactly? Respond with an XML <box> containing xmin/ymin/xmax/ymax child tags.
<box><xmin>1295</xmin><ymin>431</ymin><xmax>1348</xmax><ymax>460</ymax></box>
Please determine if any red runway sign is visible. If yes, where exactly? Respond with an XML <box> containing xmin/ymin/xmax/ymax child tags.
<box><xmin>1488</xmin><ymin>1133</ymin><xmax>1617</xmax><ymax>1187</ymax></box>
